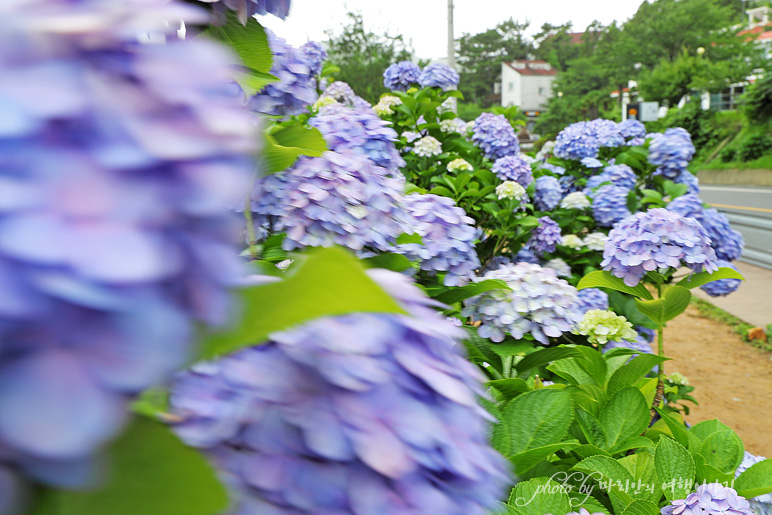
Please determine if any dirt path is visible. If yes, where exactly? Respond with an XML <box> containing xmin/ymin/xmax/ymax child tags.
<box><xmin>663</xmin><ymin>305</ymin><xmax>772</xmax><ymax>457</ymax></box>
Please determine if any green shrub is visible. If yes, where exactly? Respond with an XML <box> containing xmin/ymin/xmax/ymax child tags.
<box><xmin>737</xmin><ymin>132</ymin><xmax>772</xmax><ymax>160</ymax></box>
<box><xmin>719</xmin><ymin>146</ymin><xmax>736</xmax><ymax>162</ymax></box>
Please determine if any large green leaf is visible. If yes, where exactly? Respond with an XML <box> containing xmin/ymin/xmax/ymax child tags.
<box><xmin>432</xmin><ymin>279</ymin><xmax>511</xmax><ymax>304</ymax></box>
<box><xmin>621</xmin><ymin>500</ymin><xmax>661</xmax><ymax>515</ymax></box>
<box><xmin>263</xmin><ymin>122</ymin><xmax>328</xmax><ymax>174</ymax></box>
<box><xmin>606</xmin><ymin>354</ymin><xmax>667</xmax><ymax>396</ymax></box>
<box><xmin>688</xmin><ymin>420</ymin><xmax>744</xmax><ymax>474</ymax></box>
<box><xmin>515</xmin><ymin>346</ymin><xmax>584</xmax><ymax>378</ymax></box>
<box><xmin>503</xmin><ymin>389</ymin><xmax>574</xmax><ymax>455</ymax></box>
<box><xmin>200</xmin><ymin>247</ymin><xmax>405</xmax><ymax>359</ymax></box>
<box><xmin>618</xmin><ymin>452</ymin><xmax>661</xmax><ymax>503</ymax></box>
<box><xmin>34</xmin><ymin>417</ymin><xmax>228</xmax><ymax>515</ymax></box>
<box><xmin>507</xmin><ymin>477</ymin><xmax>573</xmax><ymax>515</ymax></box>
<box><xmin>735</xmin><ymin>458</ymin><xmax>772</xmax><ymax>499</ymax></box>
<box><xmin>576</xmin><ymin>409</ymin><xmax>608</xmax><ymax>449</ymax></box>
<box><xmin>204</xmin><ymin>12</ymin><xmax>272</xmax><ymax>72</ymax></box>
<box><xmin>488</xmin><ymin>378</ymin><xmax>529</xmax><ymax>401</ymax></box>
<box><xmin>577</xmin><ymin>271</ymin><xmax>653</xmax><ymax>300</ymax></box>
<box><xmin>634</xmin><ymin>286</ymin><xmax>691</xmax><ymax>324</ymax></box>
<box><xmin>509</xmin><ymin>441</ymin><xmax>581</xmax><ymax>475</ymax></box>
<box><xmin>653</xmin><ymin>408</ymin><xmax>690</xmax><ymax>448</ymax></box>
<box><xmin>600</xmin><ymin>388</ymin><xmax>649</xmax><ymax>451</ymax></box>
<box><xmin>232</xmin><ymin>69</ymin><xmax>277</xmax><ymax>96</ymax></box>
<box><xmin>573</xmin><ymin>456</ymin><xmax>635</xmax><ymax>514</ymax></box>
<box><xmin>362</xmin><ymin>252</ymin><xmax>416</xmax><ymax>273</ymax></box>
<box><xmin>655</xmin><ymin>437</ymin><xmax>695</xmax><ymax>502</ymax></box>
<box><xmin>676</xmin><ymin>267</ymin><xmax>744</xmax><ymax>290</ymax></box>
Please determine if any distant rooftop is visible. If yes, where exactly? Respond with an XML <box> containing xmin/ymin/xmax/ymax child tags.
<box><xmin>504</xmin><ymin>60</ymin><xmax>557</xmax><ymax>76</ymax></box>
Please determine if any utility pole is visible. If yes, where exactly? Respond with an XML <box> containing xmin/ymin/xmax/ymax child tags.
<box><xmin>447</xmin><ymin>0</ymin><xmax>455</xmax><ymax>69</ymax></box>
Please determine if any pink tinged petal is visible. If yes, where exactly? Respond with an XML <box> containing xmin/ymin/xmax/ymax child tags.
<box><xmin>350</xmin><ymin>423</ymin><xmax>414</xmax><ymax>479</ymax></box>
<box><xmin>393</xmin><ymin>347</ymin><xmax>475</xmax><ymax>406</ymax></box>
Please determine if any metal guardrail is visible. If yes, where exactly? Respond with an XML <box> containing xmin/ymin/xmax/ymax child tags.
<box><xmin>720</xmin><ymin>210</ymin><xmax>772</xmax><ymax>270</ymax></box>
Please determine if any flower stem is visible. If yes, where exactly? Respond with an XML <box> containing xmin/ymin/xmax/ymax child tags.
<box><xmin>502</xmin><ymin>355</ymin><xmax>514</xmax><ymax>378</ymax></box>
<box><xmin>650</xmin><ymin>286</ymin><xmax>666</xmax><ymax>422</ymax></box>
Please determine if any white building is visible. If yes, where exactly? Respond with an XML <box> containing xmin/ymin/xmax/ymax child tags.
<box><xmin>499</xmin><ymin>60</ymin><xmax>557</xmax><ymax>112</ymax></box>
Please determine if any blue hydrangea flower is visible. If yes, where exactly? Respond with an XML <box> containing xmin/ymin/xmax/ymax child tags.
<box><xmin>170</xmin><ymin>269</ymin><xmax>508</xmax><ymax>514</ymax></box>
<box><xmin>462</xmin><ymin>263</ymin><xmax>582</xmax><ymax>344</ymax></box>
<box><xmin>492</xmin><ymin>155</ymin><xmax>533</xmax><ymax>187</ymax></box>
<box><xmin>418</xmin><ymin>63</ymin><xmax>460</xmax><ymax>90</ymax></box>
<box><xmin>309</xmin><ymin>104</ymin><xmax>405</xmax><ymax>173</ymax></box>
<box><xmin>514</xmin><ymin>248</ymin><xmax>540</xmax><ymax>264</ymax></box>
<box><xmin>249</xmin><ymin>30</ymin><xmax>318</xmax><ymax>115</ymax></box>
<box><xmin>526</xmin><ymin>216</ymin><xmax>562</xmax><ymax>255</ymax></box>
<box><xmin>574</xmin><ymin>288</ymin><xmax>609</xmax><ymax>314</ymax></box>
<box><xmin>603</xmin><ymin>333</ymin><xmax>653</xmax><ymax>354</ymax></box>
<box><xmin>591</xmin><ymin>185</ymin><xmax>632</xmax><ymax>226</ymax></box>
<box><xmin>300</xmin><ymin>40</ymin><xmax>327</xmax><ymax>76</ymax></box>
<box><xmin>662</xmin><ymin>483</ymin><xmax>754</xmax><ymax>515</ymax></box>
<box><xmin>206</xmin><ymin>0</ymin><xmax>291</xmax><ymax>24</ymax></box>
<box><xmin>394</xmin><ymin>194</ymin><xmax>481</xmax><ymax>286</ymax></box>
<box><xmin>736</xmin><ymin>452</ymin><xmax>772</xmax><ymax>515</ymax></box>
<box><xmin>318</xmin><ymin>81</ymin><xmax>371</xmax><ymax>109</ymax></box>
<box><xmin>544</xmin><ymin>258</ymin><xmax>571</xmax><ymax>277</ymax></box>
<box><xmin>554</xmin><ymin>119</ymin><xmax>622</xmax><ymax>160</ymax></box>
<box><xmin>471</xmin><ymin>113</ymin><xmax>520</xmax><ymax>160</ymax></box>
<box><xmin>534</xmin><ymin>176</ymin><xmax>564</xmax><ymax>211</ymax></box>
<box><xmin>618</xmin><ymin>119</ymin><xmax>646</xmax><ymax>140</ymax></box>
<box><xmin>697</xmin><ymin>208</ymin><xmax>744</xmax><ymax>261</ymax></box>
<box><xmin>383</xmin><ymin>61</ymin><xmax>421</xmax><ymax>91</ymax></box>
<box><xmin>581</xmin><ymin>157</ymin><xmax>604</xmax><ymax>168</ymax></box>
<box><xmin>601</xmin><ymin>164</ymin><xmax>637</xmax><ymax>190</ymax></box>
<box><xmin>666</xmin><ymin>193</ymin><xmax>704</xmax><ymax>219</ymax></box>
<box><xmin>601</xmin><ymin>209</ymin><xmax>718</xmax><ymax>286</ymax></box>
<box><xmin>700</xmin><ymin>259</ymin><xmax>742</xmax><ymax>297</ymax></box>
<box><xmin>251</xmin><ymin>151</ymin><xmax>407</xmax><ymax>252</ymax></box>
<box><xmin>675</xmin><ymin>170</ymin><xmax>700</xmax><ymax>194</ymax></box>
<box><xmin>648</xmin><ymin>128</ymin><xmax>695</xmax><ymax>179</ymax></box>
<box><xmin>0</xmin><ymin>0</ymin><xmax>257</xmax><ymax>486</ymax></box>
<box><xmin>558</xmin><ymin>175</ymin><xmax>580</xmax><ymax>194</ymax></box>
<box><xmin>593</xmin><ymin>119</ymin><xmax>625</xmax><ymax>148</ymax></box>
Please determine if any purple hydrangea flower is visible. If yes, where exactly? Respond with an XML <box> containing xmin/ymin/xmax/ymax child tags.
<box><xmin>592</xmin><ymin>185</ymin><xmax>632</xmax><ymax>226</ymax></box>
<box><xmin>251</xmin><ymin>151</ymin><xmax>407</xmax><ymax>252</ymax></box>
<box><xmin>648</xmin><ymin>128</ymin><xmax>695</xmax><ymax>180</ymax></box>
<box><xmin>637</xmin><ymin>326</ymin><xmax>656</xmax><ymax>344</ymax></box>
<box><xmin>492</xmin><ymin>155</ymin><xmax>533</xmax><ymax>187</ymax></box>
<box><xmin>418</xmin><ymin>63</ymin><xmax>460</xmax><ymax>90</ymax></box>
<box><xmin>661</xmin><ymin>483</ymin><xmax>754</xmax><ymax>515</ymax></box>
<box><xmin>554</xmin><ymin>119</ymin><xmax>622</xmax><ymax>160</ymax></box>
<box><xmin>205</xmin><ymin>0</ymin><xmax>291</xmax><ymax>24</ymax></box>
<box><xmin>700</xmin><ymin>259</ymin><xmax>742</xmax><ymax>297</ymax></box>
<box><xmin>601</xmin><ymin>208</ymin><xmax>718</xmax><ymax>286</ymax></box>
<box><xmin>248</xmin><ymin>30</ymin><xmax>318</xmax><ymax>116</ymax></box>
<box><xmin>526</xmin><ymin>216</ymin><xmax>562</xmax><ymax>255</ymax></box>
<box><xmin>309</xmin><ymin>104</ymin><xmax>405</xmax><ymax>173</ymax></box>
<box><xmin>300</xmin><ymin>40</ymin><xmax>327</xmax><ymax>76</ymax></box>
<box><xmin>594</xmin><ymin>119</ymin><xmax>625</xmax><ymax>148</ymax></box>
<box><xmin>462</xmin><ymin>263</ymin><xmax>582</xmax><ymax>344</ymax></box>
<box><xmin>534</xmin><ymin>176</ymin><xmax>564</xmax><ymax>211</ymax></box>
<box><xmin>603</xmin><ymin>333</ymin><xmax>653</xmax><ymax>354</ymax></box>
<box><xmin>736</xmin><ymin>452</ymin><xmax>772</xmax><ymax>513</ymax></box>
<box><xmin>170</xmin><ymin>269</ymin><xmax>509</xmax><ymax>514</ymax></box>
<box><xmin>0</xmin><ymin>0</ymin><xmax>257</xmax><ymax>485</ymax></box>
<box><xmin>514</xmin><ymin>248</ymin><xmax>540</xmax><ymax>264</ymax></box>
<box><xmin>697</xmin><ymin>208</ymin><xmax>744</xmax><ymax>261</ymax></box>
<box><xmin>666</xmin><ymin>193</ymin><xmax>704</xmax><ymax>219</ymax></box>
<box><xmin>318</xmin><ymin>81</ymin><xmax>371</xmax><ymax>109</ymax></box>
<box><xmin>675</xmin><ymin>170</ymin><xmax>700</xmax><ymax>194</ymax></box>
<box><xmin>559</xmin><ymin>175</ymin><xmax>580</xmax><ymax>194</ymax></box>
<box><xmin>395</xmin><ymin>194</ymin><xmax>481</xmax><ymax>286</ymax></box>
<box><xmin>574</xmin><ymin>288</ymin><xmax>609</xmax><ymax>314</ymax></box>
<box><xmin>471</xmin><ymin>113</ymin><xmax>520</xmax><ymax>160</ymax></box>
<box><xmin>618</xmin><ymin>119</ymin><xmax>646</xmax><ymax>140</ymax></box>
<box><xmin>581</xmin><ymin>157</ymin><xmax>604</xmax><ymax>168</ymax></box>
<box><xmin>544</xmin><ymin>258</ymin><xmax>571</xmax><ymax>277</ymax></box>
<box><xmin>383</xmin><ymin>61</ymin><xmax>421</xmax><ymax>91</ymax></box>
<box><xmin>601</xmin><ymin>164</ymin><xmax>637</xmax><ymax>190</ymax></box>
<box><xmin>483</xmin><ymin>255</ymin><xmax>513</xmax><ymax>273</ymax></box>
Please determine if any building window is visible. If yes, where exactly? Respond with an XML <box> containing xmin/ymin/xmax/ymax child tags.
<box><xmin>709</xmin><ymin>85</ymin><xmax>745</xmax><ymax>111</ymax></box>
<box><xmin>538</xmin><ymin>87</ymin><xmax>544</xmax><ymax>95</ymax></box>
<box><xmin>508</xmin><ymin>82</ymin><xmax>514</xmax><ymax>92</ymax></box>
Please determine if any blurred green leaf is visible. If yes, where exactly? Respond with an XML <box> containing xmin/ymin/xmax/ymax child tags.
<box><xmin>676</xmin><ymin>267</ymin><xmax>744</xmax><ymax>290</ymax></box>
<box><xmin>263</xmin><ymin>122</ymin><xmax>328</xmax><ymax>174</ymax></box>
<box><xmin>578</xmin><ymin>271</ymin><xmax>653</xmax><ymax>300</ymax></box>
<box><xmin>635</xmin><ymin>286</ymin><xmax>691</xmax><ymax>324</ymax></box>
<box><xmin>205</xmin><ymin>13</ymin><xmax>272</xmax><ymax>73</ymax></box>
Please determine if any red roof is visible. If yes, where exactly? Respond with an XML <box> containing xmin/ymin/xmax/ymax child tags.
<box><xmin>566</xmin><ymin>32</ymin><xmax>585</xmax><ymax>45</ymax></box>
<box><xmin>504</xmin><ymin>60</ymin><xmax>557</xmax><ymax>76</ymax></box>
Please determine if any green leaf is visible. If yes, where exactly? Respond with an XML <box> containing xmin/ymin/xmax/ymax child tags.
<box><xmin>263</xmin><ymin>122</ymin><xmax>328</xmax><ymax>174</ymax></box>
<box><xmin>606</xmin><ymin>354</ymin><xmax>667</xmax><ymax>396</ymax></box>
<box><xmin>735</xmin><ymin>458</ymin><xmax>772</xmax><ymax>499</ymax></box>
<box><xmin>578</xmin><ymin>271</ymin><xmax>653</xmax><ymax>300</ymax></box>
<box><xmin>509</xmin><ymin>441</ymin><xmax>581</xmax><ymax>475</ymax></box>
<box><xmin>572</xmin><ymin>444</ymin><xmax>611</xmax><ymax>460</ymax></box>
<box><xmin>573</xmin><ymin>455</ymin><xmax>635</xmax><ymax>513</ymax></box>
<box><xmin>363</xmin><ymin>252</ymin><xmax>415</xmax><ymax>272</ymax></box>
<box><xmin>200</xmin><ymin>247</ymin><xmax>405</xmax><ymax>359</ymax></box>
<box><xmin>35</xmin><ymin>417</ymin><xmax>227</xmax><ymax>515</ymax></box>
<box><xmin>576</xmin><ymin>409</ymin><xmax>608</xmax><ymax>449</ymax></box>
<box><xmin>676</xmin><ymin>267</ymin><xmax>745</xmax><ymax>290</ymax></box>
<box><xmin>488</xmin><ymin>340</ymin><xmax>534</xmax><ymax>358</ymax></box>
<box><xmin>488</xmin><ymin>378</ymin><xmax>529</xmax><ymax>400</ymax></box>
<box><xmin>600</xmin><ymin>388</ymin><xmax>649</xmax><ymax>451</ymax></box>
<box><xmin>653</xmin><ymin>408</ymin><xmax>690</xmax><ymax>448</ymax></box>
<box><xmin>548</xmin><ymin>358</ymin><xmax>597</xmax><ymax>385</ymax></box>
<box><xmin>507</xmin><ymin>477</ymin><xmax>573</xmax><ymax>515</ymax></box>
<box><xmin>204</xmin><ymin>13</ymin><xmax>272</xmax><ymax>73</ymax></box>
<box><xmin>461</xmin><ymin>327</ymin><xmax>502</xmax><ymax>370</ymax></box>
<box><xmin>395</xmin><ymin>233</ymin><xmax>424</xmax><ymax>245</ymax></box>
<box><xmin>655</xmin><ymin>437</ymin><xmax>696</xmax><ymax>502</ymax></box>
<box><xmin>515</xmin><ymin>346</ymin><xmax>584</xmax><ymax>378</ymax></box>
<box><xmin>699</xmin><ymin>429</ymin><xmax>744</xmax><ymax>474</ymax></box>
<box><xmin>611</xmin><ymin>436</ymin><xmax>655</xmax><ymax>455</ymax></box>
<box><xmin>618</xmin><ymin>452</ymin><xmax>661</xmax><ymax>503</ymax></box>
<box><xmin>634</xmin><ymin>286</ymin><xmax>691</xmax><ymax>324</ymax></box>
<box><xmin>232</xmin><ymin>69</ymin><xmax>277</xmax><ymax>96</ymax></box>
<box><xmin>692</xmin><ymin>452</ymin><xmax>735</xmax><ymax>484</ymax></box>
<box><xmin>503</xmin><ymin>389</ymin><xmax>574</xmax><ymax>454</ymax></box>
<box><xmin>432</xmin><ymin>279</ymin><xmax>511</xmax><ymax>305</ymax></box>
<box><xmin>621</xmin><ymin>500</ymin><xmax>661</xmax><ymax>515</ymax></box>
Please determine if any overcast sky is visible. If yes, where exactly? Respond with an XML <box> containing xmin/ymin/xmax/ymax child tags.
<box><xmin>259</xmin><ymin>0</ymin><xmax>648</xmax><ymax>60</ymax></box>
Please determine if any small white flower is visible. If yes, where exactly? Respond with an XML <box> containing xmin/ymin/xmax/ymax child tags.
<box><xmin>560</xmin><ymin>234</ymin><xmax>584</xmax><ymax>250</ymax></box>
<box><xmin>544</xmin><ymin>258</ymin><xmax>571</xmax><ymax>277</ymax></box>
<box><xmin>275</xmin><ymin>259</ymin><xmax>294</xmax><ymax>270</ymax></box>
<box><xmin>447</xmin><ymin>158</ymin><xmax>473</xmax><ymax>172</ymax></box>
<box><xmin>373</xmin><ymin>95</ymin><xmax>402</xmax><ymax>116</ymax></box>
<box><xmin>575</xmin><ymin>309</ymin><xmax>637</xmax><ymax>345</ymax></box>
<box><xmin>413</xmin><ymin>136</ymin><xmax>442</xmax><ymax>157</ymax></box>
<box><xmin>495</xmin><ymin>181</ymin><xmax>526</xmax><ymax>201</ymax></box>
<box><xmin>440</xmin><ymin>118</ymin><xmax>466</xmax><ymax>134</ymax></box>
<box><xmin>583</xmin><ymin>232</ymin><xmax>608</xmax><ymax>251</ymax></box>
<box><xmin>560</xmin><ymin>192</ymin><xmax>591</xmax><ymax>209</ymax></box>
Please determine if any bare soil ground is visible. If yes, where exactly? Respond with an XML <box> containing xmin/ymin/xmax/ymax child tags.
<box><xmin>663</xmin><ymin>305</ymin><xmax>772</xmax><ymax>457</ymax></box>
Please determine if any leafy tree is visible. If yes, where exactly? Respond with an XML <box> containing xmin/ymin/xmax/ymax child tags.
<box><xmin>740</xmin><ymin>72</ymin><xmax>772</xmax><ymax>126</ymax></box>
<box><xmin>456</xmin><ymin>19</ymin><xmax>534</xmax><ymax>106</ymax></box>
<box><xmin>532</xmin><ymin>22</ymin><xmax>582</xmax><ymax>71</ymax></box>
<box><xmin>324</xmin><ymin>12</ymin><xmax>414</xmax><ymax>103</ymax></box>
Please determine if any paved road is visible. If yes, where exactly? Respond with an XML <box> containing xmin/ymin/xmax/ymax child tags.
<box><xmin>698</xmin><ymin>185</ymin><xmax>772</xmax><ymax>270</ymax></box>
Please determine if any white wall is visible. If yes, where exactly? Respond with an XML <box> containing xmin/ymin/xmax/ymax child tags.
<box><xmin>500</xmin><ymin>63</ymin><xmax>555</xmax><ymax>110</ymax></box>
<box><xmin>500</xmin><ymin>64</ymin><xmax>521</xmax><ymax>108</ymax></box>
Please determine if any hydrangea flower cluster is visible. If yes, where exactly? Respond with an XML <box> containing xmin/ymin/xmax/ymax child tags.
<box><xmin>249</xmin><ymin>31</ymin><xmax>318</xmax><ymax>116</ymax></box>
<box><xmin>318</xmin><ymin>81</ymin><xmax>370</xmax><ymax>109</ymax></box>
<box><xmin>666</xmin><ymin>193</ymin><xmax>704</xmax><ymax>219</ymax></box>
<box><xmin>526</xmin><ymin>216</ymin><xmax>562</xmax><ymax>255</ymax></box>
<box><xmin>581</xmin><ymin>157</ymin><xmax>604</xmax><ymax>168</ymax></box>
<box><xmin>413</xmin><ymin>135</ymin><xmax>443</xmax><ymax>157</ymax></box>
<box><xmin>700</xmin><ymin>259</ymin><xmax>742</xmax><ymax>297</ymax></box>
<box><xmin>560</xmin><ymin>192</ymin><xmax>591</xmax><ymax>209</ymax></box>
<box><xmin>676</xmin><ymin>170</ymin><xmax>701</xmax><ymax>194</ymax></box>
<box><xmin>661</xmin><ymin>483</ymin><xmax>754</xmax><ymax>515</ymax></box>
<box><xmin>448</xmin><ymin>158</ymin><xmax>474</xmax><ymax>172</ymax></box>
<box><xmin>618</xmin><ymin>118</ymin><xmax>646</xmax><ymax>140</ymax></box>
<box><xmin>418</xmin><ymin>63</ymin><xmax>460</xmax><ymax>90</ymax></box>
<box><xmin>394</xmin><ymin>194</ymin><xmax>481</xmax><ymax>286</ymax></box>
<box><xmin>585</xmin><ymin>165</ymin><xmax>636</xmax><ymax>197</ymax></box>
<box><xmin>440</xmin><ymin>118</ymin><xmax>468</xmax><ymax>134</ymax></box>
<box><xmin>300</xmin><ymin>40</ymin><xmax>327</xmax><ymax>75</ymax></box>
<box><xmin>736</xmin><ymin>452</ymin><xmax>772</xmax><ymax>515</ymax></box>
<box><xmin>309</xmin><ymin>104</ymin><xmax>405</xmax><ymax>173</ymax></box>
<box><xmin>574</xmin><ymin>288</ymin><xmax>610</xmax><ymax>314</ymax></box>
<box><xmin>514</xmin><ymin>248</ymin><xmax>540</xmax><ymax>264</ymax></box>
<box><xmin>496</xmin><ymin>181</ymin><xmax>527</xmax><ymax>202</ymax></box>
<box><xmin>169</xmin><ymin>269</ymin><xmax>508</xmax><ymax>514</ymax></box>
<box><xmin>601</xmin><ymin>208</ymin><xmax>718</xmax><ymax>286</ymax></box>
<box><xmin>583</xmin><ymin>232</ymin><xmax>609</xmax><ymax>251</ymax></box>
<box><xmin>205</xmin><ymin>0</ymin><xmax>291</xmax><ymax>23</ymax></box>
<box><xmin>252</xmin><ymin>152</ymin><xmax>407</xmax><ymax>252</ymax></box>
<box><xmin>697</xmin><ymin>208</ymin><xmax>744</xmax><ymax>261</ymax></box>
<box><xmin>462</xmin><ymin>263</ymin><xmax>582</xmax><ymax>344</ymax></box>
<box><xmin>575</xmin><ymin>309</ymin><xmax>637</xmax><ymax>345</ymax></box>
<box><xmin>373</xmin><ymin>95</ymin><xmax>402</xmax><ymax>116</ymax></box>
<box><xmin>561</xmin><ymin>235</ymin><xmax>584</xmax><ymax>250</ymax></box>
<box><xmin>559</xmin><ymin>175</ymin><xmax>580</xmax><ymax>195</ymax></box>
<box><xmin>492</xmin><ymin>155</ymin><xmax>533</xmax><ymax>186</ymax></box>
<box><xmin>648</xmin><ymin>128</ymin><xmax>695</xmax><ymax>179</ymax></box>
<box><xmin>591</xmin><ymin>185</ymin><xmax>632</xmax><ymax>226</ymax></box>
<box><xmin>604</xmin><ymin>334</ymin><xmax>654</xmax><ymax>354</ymax></box>
<box><xmin>0</xmin><ymin>0</ymin><xmax>257</xmax><ymax>487</ymax></box>
<box><xmin>471</xmin><ymin>113</ymin><xmax>520</xmax><ymax>160</ymax></box>
<box><xmin>534</xmin><ymin>176</ymin><xmax>564</xmax><ymax>211</ymax></box>
<box><xmin>544</xmin><ymin>258</ymin><xmax>571</xmax><ymax>277</ymax></box>
<box><xmin>383</xmin><ymin>61</ymin><xmax>421</xmax><ymax>91</ymax></box>
<box><xmin>553</xmin><ymin>119</ymin><xmax>623</xmax><ymax>160</ymax></box>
